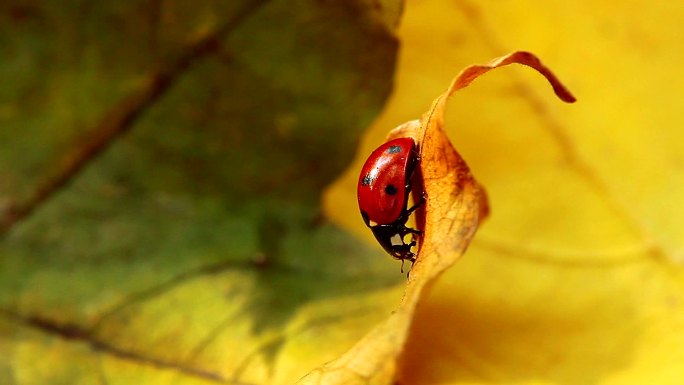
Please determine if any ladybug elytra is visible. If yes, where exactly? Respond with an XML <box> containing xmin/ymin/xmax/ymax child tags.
<box><xmin>357</xmin><ymin>137</ymin><xmax>424</xmax><ymax>266</ymax></box>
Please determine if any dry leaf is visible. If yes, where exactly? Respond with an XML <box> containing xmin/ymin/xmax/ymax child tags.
<box><xmin>306</xmin><ymin>52</ymin><xmax>573</xmax><ymax>385</ymax></box>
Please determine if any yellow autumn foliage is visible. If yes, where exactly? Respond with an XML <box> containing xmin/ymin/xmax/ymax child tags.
<box><xmin>324</xmin><ymin>1</ymin><xmax>684</xmax><ymax>384</ymax></box>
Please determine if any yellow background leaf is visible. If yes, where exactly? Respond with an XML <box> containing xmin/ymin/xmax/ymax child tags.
<box><xmin>324</xmin><ymin>1</ymin><xmax>684</xmax><ymax>384</ymax></box>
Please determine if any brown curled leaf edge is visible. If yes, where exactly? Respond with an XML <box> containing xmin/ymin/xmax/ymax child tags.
<box><xmin>297</xmin><ymin>51</ymin><xmax>576</xmax><ymax>385</ymax></box>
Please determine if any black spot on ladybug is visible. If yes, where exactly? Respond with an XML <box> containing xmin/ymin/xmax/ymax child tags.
<box><xmin>386</xmin><ymin>145</ymin><xmax>402</xmax><ymax>154</ymax></box>
<box><xmin>361</xmin><ymin>174</ymin><xmax>374</xmax><ymax>186</ymax></box>
<box><xmin>384</xmin><ymin>184</ymin><xmax>398</xmax><ymax>195</ymax></box>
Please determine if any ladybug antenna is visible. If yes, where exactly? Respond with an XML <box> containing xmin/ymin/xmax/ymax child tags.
<box><xmin>400</xmin><ymin>259</ymin><xmax>405</xmax><ymax>274</ymax></box>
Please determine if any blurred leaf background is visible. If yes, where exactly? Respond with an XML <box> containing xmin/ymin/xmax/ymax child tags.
<box><xmin>0</xmin><ymin>1</ymin><xmax>406</xmax><ymax>384</ymax></box>
<box><xmin>3</xmin><ymin>0</ymin><xmax>684</xmax><ymax>384</ymax></box>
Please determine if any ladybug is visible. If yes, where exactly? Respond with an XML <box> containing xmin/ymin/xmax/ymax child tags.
<box><xmin>357</xmin><ymin>137</ymin><xmax>425</xmax><ymax>266</ymax></box>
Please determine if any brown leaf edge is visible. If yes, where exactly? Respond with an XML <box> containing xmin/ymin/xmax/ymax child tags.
<box><xmin>296</xmin><ymin>51</ymin><xmax>575</xmax><ymax>385</ymax></box>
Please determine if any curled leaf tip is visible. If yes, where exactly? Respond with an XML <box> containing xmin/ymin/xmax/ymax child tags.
<box><xmin>448</xmin><ymin>50</ymin><xmax>576</xmax><ymax>103</ymax></box>
<box><xmin>510</xmin><ymin>51</ymin><xmax>577</xmax><ymax>103</ymax></box>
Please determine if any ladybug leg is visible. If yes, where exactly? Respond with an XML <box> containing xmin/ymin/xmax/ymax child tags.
<box><xmin>388</xmin><ymin>239</ymin><xmax>416</xmax><ymax>260</ymax></box>
<box><xmin>405</xmin><ymin>259</ymin><xmax>415</xmax><ymax>279</ymax></box>
<box><xmin>403</xmin><ymin>252</ymin><xmax>417</xmax><ymax>278</ymax></box>
<box><xmin>404</xmin><ymin>227</ymin><xmax>422</xmax><ymax>236</ymax></box>
<box><xmin>405</xmin><ymin>196</ymin><xmax>426</xmax><ymax>215</ymax></box>
<box><xmin>398</xmin><ymin>252</ymin><xmax>416</xmax><ymax>275</ymax></box>
<box><xmin>396</xmin><ymin>223</ymin><xmax>422</xmax><ymax>240</ymax></box>
<box><xmin>396</xmin><ymin>196</ymin><xmax>426</xmax><ymax>224</ymax></box>
<box><xmin>389</xmin><ymin>241</ymin><xmax>415</xmax><ymax>256</ymax></box>
<box><xmin>399</xmin><ymin>195</ymin><xmax>426</xmax><ymax>237</ymax></box>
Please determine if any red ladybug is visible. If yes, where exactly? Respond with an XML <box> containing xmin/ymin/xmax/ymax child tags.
<box><xmin>357</xmin><ymin>137</ymin><xmax>424</xmax><ymax>265</ymax></box>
